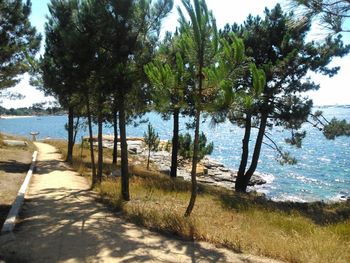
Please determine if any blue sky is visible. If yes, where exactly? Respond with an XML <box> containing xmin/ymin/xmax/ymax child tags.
<box><xmin>2</xmin><ymin>0</ymin><xmax>350</xmax><ymax>108</ymax></box>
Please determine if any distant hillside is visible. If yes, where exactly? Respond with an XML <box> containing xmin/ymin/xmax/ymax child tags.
<box><xmin>0</xmin><ymin>104</ymin><xmax>65</xmax><ymax>116</ymax></box>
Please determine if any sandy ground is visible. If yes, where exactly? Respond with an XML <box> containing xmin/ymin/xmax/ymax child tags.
<box><xmin>0</xmin><ymin>142</ymin><xmax>282</xmax><ymax>263</ymax></box>
<box><xmin>0</xmin><ymin>148</ymin><xmax>32</xmax><ymax>227</ymax></box>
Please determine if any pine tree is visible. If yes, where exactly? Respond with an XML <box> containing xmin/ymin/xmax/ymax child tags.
<box><xmin>222</xmin><ymin>4</ymin><xmax>350</xmax><ymax>192</ymax></box>
<box><xmin>143</xmin><ymin>123</ymin><xmax>160</xmax><ymax>170</ymax></box>
<box><xmin>291</xmin><ymin>0</ymin><xmax>350</xmax><ymax>33</ymax></box>
<box><xmin>0</xmin><ymin>0</ymin><xmax>41</xmax><ymax>93</ymax></box>
<box><xmin>144</xmin><ymin>32</ymin><xmax>190</xmax><ymax>178</ymax></box>
<box><xmin>41</xmin><ymin>0</ymin><xmax>84</xmax><ymax>165</ymax></box>
<box><xmin>178</xmin><ymin>0</ymin><xmax>219</xmax><ymax>216</ymax></box>
<box><xmin>178</xmin><ymin>132</ymin><xmax>213</xmax><ymax>160</ymax></box>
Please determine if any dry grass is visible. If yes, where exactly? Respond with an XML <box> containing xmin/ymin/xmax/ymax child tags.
<box><xmin>0</xmin><ymin>133</ymin><xmax>35</xmax><ymax>227</ymax></box>
<box><xmin>0</xmin><ymin>133</ymin><xmax>4</xmax><ymax>147</ymax></box>
<box><xmin>0</xmin><ymin>133</ymin><xmax>36</xmax><ymax>152</ymax></box>
<box><xmin>49</xmin><ymin>140</ymin><xmax>350</xmax><ymax>263</ymax></box>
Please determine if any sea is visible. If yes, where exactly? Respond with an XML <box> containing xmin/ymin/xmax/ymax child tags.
<box><xmin>1</xmin><ymin>106</ymin><xmax>349</xmax><ymax>203</ymax></box>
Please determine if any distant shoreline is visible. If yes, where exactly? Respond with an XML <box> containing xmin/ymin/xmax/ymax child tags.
<box><xmin>0</xmin><ymin>115</ymin><xmax>35</xmax><ymax>119</ymax></box>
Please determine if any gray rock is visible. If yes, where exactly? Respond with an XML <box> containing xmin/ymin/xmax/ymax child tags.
<box><xmin>159</xmin><ymin>166</ymin><xmax>171</xmax><ymax>175</ymax></box>
<box><xmin>219</xmin><ymin>167</ymin><xmax>230</xmax><ymax>172</ymax></box>
<box><xmin>213</xmin><ymin>173</ymin><xmax>236</xmax><ymax>183</ymax></box>
<box><xmin>110</xmin><ymin>169</ymin><xmax>121</xmax><ymax>177</ymax></box>
<box><xmin>202</xmin><ymin>159</ymin><xmax>225</xmax><ymax>169</ymax></box>
<box><xmin>128</xmin><ymin>147</ymin><xmax>138</xmax><ymax>154</ymax></box>
<box><xmin>3</xmin><ymin>140</ymin><xmax>28</xmax><ymax>147</ymax></box>
<box><xmin>197</xmin><ymin>177</ymin><xmax>216</xmax><ymax>184</ymax></box>
<box><xmin>248</xmin><ymin>174</ymin><xmax>267</xmax><ymax>186</ymax></box>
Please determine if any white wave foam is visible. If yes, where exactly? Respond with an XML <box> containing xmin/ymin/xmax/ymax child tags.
<box><xmin>329</xmin><ymin>194</ymin><xmax>349</xmax><ymax>202</ymax></box>
<box><xmin>271</xmin><ymin>195</ymin><xmax>309</xmax><ymax>203</ymax></box>
<box><xmin>317</xmin><ymin>157</ymin><xmax>331</xmax><ymax>163</ymax></box>
<box><xmin>255</xmin><ymin>172</ymin><xmax>275</xmax><ymax>184</ymax></box>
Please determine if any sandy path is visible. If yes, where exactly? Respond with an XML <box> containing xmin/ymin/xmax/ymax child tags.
<box><xmin>0</xmin><ymin>142</ymin><xmax>281</xmax><ymax>263</ymax></box>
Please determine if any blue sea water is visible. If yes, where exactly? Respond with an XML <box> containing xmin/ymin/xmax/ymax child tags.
<box><xmin>1</xmin><ymin>106</ymin><xmax>349</xmax><ymax>202</ymax></box>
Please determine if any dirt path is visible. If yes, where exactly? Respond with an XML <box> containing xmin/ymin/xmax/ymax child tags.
<box><xmin>0</xmin><ymin>142</ymin><xmax>281</xmax><ymax>263</ymax></box>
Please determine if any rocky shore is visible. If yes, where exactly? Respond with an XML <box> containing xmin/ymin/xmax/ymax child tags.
<box><xmin>140</xmin><ymin>150</ymin><xmax>267</xmax><ymax>190</ymax></box>
<box><xmin>90</xmin><ymin>136</ymin><xmax>268</xmax><ymax>190</ymax></box>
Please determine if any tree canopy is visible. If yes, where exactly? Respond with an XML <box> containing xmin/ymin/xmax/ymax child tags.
<box><xmin>221</xmin><ymin>4</ymin><xmax>349</xmax><ymax>192</ymax></box>
<box><xmin>291</xmin><ymin>0</ymin><xmax>350</xmax><ymax>33</ymax></box>
<box><xmin>0</xmin><ymin>0</ymin><xmax>41</xmax><ymax>93</ymax></box>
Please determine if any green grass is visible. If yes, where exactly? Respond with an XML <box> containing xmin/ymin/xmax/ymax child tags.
<box><xmin>48</xmin><ymin>140</ymin><xmax>350</xmax><ymax>263</ymax></box>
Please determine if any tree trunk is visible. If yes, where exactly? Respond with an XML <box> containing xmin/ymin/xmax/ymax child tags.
<box><xmin>238</xmin><ymin>113</ymin><xmax>268</xmax><ymax>192</ymax></box>
<box><xmin>185</xmin><ymin>64</ymin><xmax>203</xmax><ymax>217</ymax></box>
<box><xmin>113</xmin><ymin>110</ymin><xmax>118</xmax><ymax>165</ymax></box>
<box><xmin>235</xmin><ymin>114</ymin><xmax>252</xmax><ymax>192</ymax></box>
<box><xmin>86</xmin><ymin>99</ymin><xmax>97</xmax><ymax>187</ymax></box>
<box><xmin>66</xmin><ymin>106</ymin><xmax>74</xmax><ymax>164</ymax></box>
<box><xmin>119</xmin><ymin>91</ymin><xmax>130</xmax><ymax>201</ymax></box>
<box><xmin>147</xmin><ymin>147</ymin><xmax>151</xmax><ymax>170</ymax></box>
<box><xmin>170</xmin><ymin>108</ymin><xmax>180</xmax><ymax>178</ymax></box>
<box><xmin>97</xmin><ymin>111</ymin><xmax>103</xmax><ymax>183</ymax></box>
<box><xmin>73</xmin><ymin>117</ymin><xmax>80</xmax><ymax>146</ymax></box>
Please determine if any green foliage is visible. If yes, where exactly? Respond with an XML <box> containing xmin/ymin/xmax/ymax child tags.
<box><xmin>0</xmin><ymin>102</ymin><xmax>63</xmax><ymax>116</ymax></box>
<box><xmin>291</xmin><ymin>0</ymin><xmax>350</xmax><ymax>33</ymax></box>
<box><xmin>311</xmin><ymin>110</ymin><xmax>350</xmax><ymax>139</ymax></box>
<box><xmin>285</xmin><ymin>131</ymin><xmax>306</xmax><ymax>148</ymax></box>
<box><xmin>144</xmin><ymin>123</ymin><xmax>160</xmax><ymax>152</ymax></box>
<box><xmin>144</xmin><ymin>123</ymin><xmax>160</xmax><ymax>170</ymax></box>
<box><xmin>250</xmin><ymin>63</ymin><xmax>265</xmax><ymax>98</ymax></box>
<box><xmin>41</xmin><ymin>0</ymin><xmax>84</xmax><ymax>111</ymax></box>
<box><xmin>178</xmin><ymin>132</ymin><xmax>213</xmax><ymax>160</ymax></box>
<box><xmin>323</xmin><ymin>118</ymin><xmax>350</xmax><ymax>139</ymax></box>
<box><xmin>277</xmin><ymin>151</ymin><xmax>298</xmax><ymax>165</ymax></box>
<box><xmin>177</xmin><ymin>0</ymin><xmax>220</xmax><ymax>215</ymax></box>
<box><xmin>222</xmin><ymin>3</ymin><xmax>349</xmax><ymax>163</ymax></box>
<box><xmin>164</xmin><ymin>140</ymin><xmax>172</xmax><ymax>152</ymax></box>
<box><xmin>144</xmin><ymin>49</ymin><xmax>188</xmax><ymax>113</ymax></box>
<box><xmin>0</xmin><ymin>0</ymin><xmax>41</xmax><ymax>91</ymax></box>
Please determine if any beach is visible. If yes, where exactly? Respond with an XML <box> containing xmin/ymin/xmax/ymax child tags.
<box><xmin>0</xmin><ymin>115</ymin><xmax>34</xmax><ymax>119</ymax></box>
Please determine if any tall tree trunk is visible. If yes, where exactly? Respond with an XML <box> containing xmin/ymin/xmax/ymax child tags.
<box><xmin>119</xmin><ymin>91</ymin><xmax>129</xmax><ymax>201</ymax></box>
<box><xmin>66</xmin><ymin>106</ymin><xmax>74</xmax><ymax>164</ymax></box>
<box><xmin>73</xmin><ymin>116</ymin><xmax>80</xmax><ymax>146</ymax></box>
<box><xmin>235</xmin><ymin>114</ymin><xmax>252</xmax><ymax>192</ymax></box>
<box><xmin>185</xmin><ymin>109</ymin><xmax>200</xmax><ymax>217</ymax></box>
<box><xmin>170</xmin><ymin>108</ymin><xmax>180</xmax><ymax>178</ymax></box>
<box><xmin>238</xmin><ymin>113</ymin><xmax>268</xmax><ymax>192</ymax></box>
<box><xmin>147</xmin><ymin>147</ymin><xmax>151</xmax><ymax>170</ymax></box>
<box><xmin>113</xmin><ymin>109</ymin><xmax>118</xmax><ymax>165</ymax></box>
<box><xmin>97</xmin><ymin>111</ymin><xmax>103</xmax><ymax>183</ymax></box>
<box><xmin>185</xmin><ymin>65</ymin><xmax>203</xmax><ymax>217</ymax></box>
<box><xmin>86</xmin><ymin>98</ymin><xmax>97</xmax><ymax>187</ymax></box>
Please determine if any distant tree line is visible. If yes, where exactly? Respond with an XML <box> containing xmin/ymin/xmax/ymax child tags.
<box><xmin>0</xmin><ymin>102</ymin><xmax>64</xmax><ymax>116</ymax></box>
<box><xmin>2</xmin><ymin>0</ymin><xmax>349</xmax><ymax>216</ymax></box>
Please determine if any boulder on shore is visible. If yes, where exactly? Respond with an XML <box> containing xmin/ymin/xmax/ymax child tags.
<box><xmin>3</xmin><ymin>140</ymin><xmax>28</xmax><ymax>147</ymax></box>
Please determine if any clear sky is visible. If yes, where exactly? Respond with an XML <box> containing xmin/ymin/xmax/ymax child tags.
<box><xmin>1</xmin><ymin>0</ymin><xmax>349</xmax><ymax>108</ymax></box>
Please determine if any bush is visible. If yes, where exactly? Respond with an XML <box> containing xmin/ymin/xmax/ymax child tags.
<box><xmin>178</xmin><ymin>132</ymin><xmax>213</xmax><ymax>161</ymax></box>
